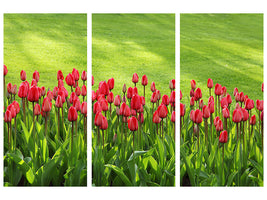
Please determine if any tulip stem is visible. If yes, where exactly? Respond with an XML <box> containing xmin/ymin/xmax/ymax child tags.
<box><xmin>173</xmin><ymin>121</ymin><xmax>175</xmax><ymax>141</ymax></box>
<box><xmin>57</xmin><ymin>107</ymin><xmax>60</xmax><ymax>141</ymax></box>
<box><xmin>97</xmin><ymin>126</ymin><xmax>100</xmax><ymax>146</ymax></box>
<box><xmin>143</xmin><ymin>86</ymin><xmax>145</xmax><ymax>100</ymax></box>
<box><xmin>102</xmin><ymin>129</ymin><xmax>104</xmax><ymax>150</ymax></box>
<box><xmin>261</xmin><ymin>121</ymin><xmax>263</xmax><ymax>150</ymax></box>
<box><xmin>32</xmin><ymin>102</ymin><xmax>35</xmax><ymax>139</ymax></box>
<box><xmin>8</xmin><ymin>122</ymin><xmax>10</xmax><ymax>152</ymax></box>
<box><xmin>197</xmin><ymin>124</ymin><xmax>199</xmax><ymax>151</ymax></box>
<box><xmin>210</xmin><ymin>114</ymin><xmax>213</xmax><ymax>143</ymax></box>
<box><xmin>222</xmin><ymin>144</ymin><xmax>225</xmax><ymax>177</ymax></box>
<box><xmin>14</xmin><ymin>116</ymin><xmax>17</xmax><ymax>151</ymax></box>
<box><xmin>84</xmin><ymin>116</ymin><xmax>87</xmax><ymax>145</ymax></box>
<box><xmin>204</xmin><ymin>118</ymin><xmax>208</xmax><ymax>147</ymax></box>
<box><xmin>45</xmin><ymin>114</ymin><xmax>48</xmax><ymax>137</ymax></box>
<box><xmin>236</xmin><ymin>122</ymin><xmax>239</xmax><ymax>142</ymax></box>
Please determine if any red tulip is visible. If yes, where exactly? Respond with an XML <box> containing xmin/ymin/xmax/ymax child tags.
<box><xmin>7</xmin><ymin>83</ymin><xmax>12</xmax><ymax>94</ymax></box>
<box><xmin>208</xmin><ymin>101</ymin><xmax>215</xmax><ymax>114</ymax></box>
<box><xmin>215</xmin><ymin>83</ymin><xmax>222</xmax><ymax>96</ymax></box>
<box><xmin>199</xmin><ymin>99</ymin><xmax>204</xmax><ymax>109</ymax></box>
<box><xmin>57</xmin><ymin>70</ymin><xmax>64</xmax><ymax>80</ymax></box>
<box><xmin>162</xmin><ymin>95</ymin><xmax>169</xmax><ymax>106</ymax></box>
<box><xmin>132</xmin><ymin>73</ymin><xmax>139</xmax><ymax>84</ymax></box>
<box><xmin>107</xmin><ymin>92</ymin><xmax>114</xmax><ymax>104</ymax></box>
<box><xmin>28</xmin><ymin>86</ymin><xmax>39</xmax><ymax>102</ymax></box>
<box><xmin>169</xmin><ymin>111</ymin><xmax>175</xmax><ymax>123</ymax></box>
<box><xmin>4</xmin><ymin>65</ymin><xmax>8</xmax><ymax>76</ymax></box>
<box><xmin>239</xmin><ymin>92</ymin><xmax>245</xmax><ymax>102</ymax></box>
<box><xmin>73</xmin><ymin>98</ymin><xmax>81</xmax><ymax>111</ymax></box>
<box><xmin>262</xmin><ymin>83</ymin><xmax>264</xmax><ymax>92</ymax></box>
<box><xmin>33</xmin><ymin>71</ymin><xmax>40</xmax><ymax>82</ymax></box>
<box><xmin>191</xmin><ymin>80</ymin><xmax>196</xmax><ymax>90</ymax></box>
<box><xmin>207</xmin><ymin>78</ymin><xmax>213</xmax><ymax>88</ymax></box>
<box><xmin>170</xmin><ymin>91</ymin><xmax>175</xmax><ymax>104</ymax></box>
<box><xmin>92</xmin><ymin>91</ymin><xmax>97</xmax><ymax>102</ymax></box>
<box><xmin>240</xmin><ymin>108</ymin><xmax>249</xmax><ymax>121</ymax></box>
<box><xmin>142</xmin><ymin>75</ymin><xmax>148</xmax><ymax>86</ymax></box>
<box><xmin>169</xmin><ymin>79</ymin><xmax>175</xmax><ymax>90</ymax></box>
<box><xmin>124</xmin><ymin>105</ymin><xmax>131</xmax><ymax>117</ymax></box>
<box><xmin>245</xmin><ymin>98</ymin><xmax>254</xmax><ymax>110</ymax></box>
<box><xmin>151</xmin><ymin>82</ymin><xmax>156</xmax><ymax>92</ymax></box>
<box><xmin>81</xmin><ymin>102</ymin><xmax>87</xmax><ymax>116</ymax></box>
<box><xmin>18</xmin><ymin>84</ymin><xmax>27</xmax><ymax>98</ymax></box>
<box><xmin>100</xmin><ymin>99</ymin><xmax>108</xmax><ymax>112</ymax></box>
<box><xmin>233</xmin><ymin>87</ymin><xmax>238</xmax><ymax>96</ymax></box>
<box><xmin>99</xmin><ymin>81</ymin><xmax>109</xmax><ymax>96</ymax></box>
<box><xmin>250</xmin><ymin>115</ymin><xmax>256</xmax><ymax>125</ymax></box>
<box><xmin>190</xmin><ymin>97</ymin><xmax>195</xmax><ymax>106</ymax></box>
<box><xmin>232</xmin><ymin>109</ymin><xmax>242</xmax><ymax>123</ymax></box>
<box><xmin>46</xmin><ymin>91</ymin><xmax>53</xmax><ymax>102</ymax></box>
<box><xmin>7</xmin><ymin>104</ymin><xmax>16</xmax><ymax>118</ymax></box>
<box><xmin>100</xmin><ymin>115</ymin><xmax>108</xmax><ymax>130</ymax></box>
<box><xmin>93</xmin><ymin>101</ymin><xmax>102</xmax><ymax>114</ymax></box>
<box><xmin>114</xmin><ymin>95</ymin><xmax>120</xmax><ymax>107</ymax></box>
<box><xmin>141</xmin><ymin>96</ymin><xmax>145</xmax><ymax>105</ymax></box>
<box><xmin>122</xmin><ymin>84</ymin><xmax>127</xmax><ymax>93</ymax></box>
<box><xmin>214</xmin><ymin>116</ymin><xmax>220</xmax><ymax>126</ymax></box>
<box><xmin>4</xmin><ymin>110</ymin><xmax>12</xmax><ymax>122</ymax></box>
<box><xmin>180</xmin><ymin>103</ymin><xmax>185</xmax><ymax>117</ymax></box>
<box><xmin>190</xmin><ymin>110</ymin><xmax>195</xmax><ymax>122</ymax></box>
<box><xmin>219</xmin><ymin>130</ymin><xmax>228</xmax><ymax>143</ymax></box>
<box><xmin>75</xmin><ymin>86</ymin><xmax>81</xmax><ymax>96</ymax></box>
<box><xmin>92</xmin><ymin>75</ymin><xmax>94</xmax><ymax>86</ymax></box>
<box><xmin>72</xmin><ymin>68</ymin><xmax>79</xmax><ymax>81</ymax></box>
<box><xmin>20</xmin><ymin>70</ymin><xmax>26</xmax><ymax>81</ymax></box>
<box><xmin>31</xmin><ymin>79</ymin><xmax>38</xmax><ymax>87</ymax></box>
<box><xmin>235</xmin><ymin>102</ymin><xmax>240</xmax><ymax>109</ymax></box>
<box><xmin>215</xmin><ymin>119</ymin><xmax>223</xmax><ymax>132</ymax></box>
<box><xmin>194</xmin><ymin>88</ymin><xmax>202</xmax><ymax>101</ymax></box>
<box><xmin>220</xmin><ymin>97</ymin><xmax>228</xmax><ymax>108</ymax></box>
<box><xmin>226</xmin><ymin>94</ymin><xmax>232</xmax><ymax>105</ymax></box>
<box><xmin>41</xmin><ymin>86</ymin><xmax>46</xmax><ymax>97</ymax></box>
<box><xmin>131</xmin><ymin>94</ymin><xmax>141</xmax><ymax>110</ymax></box>
<box><xmin>202</xmin><ymin>105</ymin><xmax>210</xmax><ymax>118</ymax></box>
<box><xmin>194</xmin><ymin>109</ymin><xmax>203</xmax><ymax>124</ymax></box>
<box><xmin>107</xmin><ymin>77</ymin><xmax>114</xmax><ymax>90</ymax></box>
<box><xmin>94</xmin><ymin>111</ymin><xmax>103</xmax><ymax>126</ymax></box>
<box><xmin>68</xmin><ymin>106</ymin><xmax>78</xmax><ymax>121</ymax></box>
<box><xmin>222</xmin><ymin>86</ymin><xmax>227</xmax><ymax>96</ymax></box>
<box><xmin>158</xmin><ymin>104</ymin><xmax>168</xmax><ymax>118</ymax></box>
<box><xmin>150</xmin><ymin>92</ymin><xmax>157</xmax><ymax>103</ymax></box>
<box><xmin>180</xmin><ymin>90</ymin><xmax>182</xmax><ymax>100</ymax></box>
<box><xmin>256</xmin><ymin>100</ymin><xmax>264</xmax><ymax>111</ymax></box>
<box><xmin>190</xmin><ymin>89</ymin><xmax>194</xmax><ymax>97</ymax></box>
<box><xmin>127</xmin><ymin>87</ymin><xmax>133</xmax><ymax>99</ymax></box>
<box><xmin>65</xmin><ymin>73</ymin><xmax>75</xmax><ymax>87</ymax></box>
<box><xmin>81</xmin><ymin>85</ymin><xmax>87</xmax><ymax>97</ymax></box>
<box><xmin>53</xmin><ymin>86</ymin><xmax>59</xmax><ymax>99</ymax></box>
<box><xmin>128</xmin><ymin>116</ymin><xmax>138</xmax><ymax>131</ymax></box>
<box><xmin>42</xmin><ymin>97</ymin><xmax>52</xmax><ymax>112</ymax></box>
<box><xmin>156</xmin><ymin>90</ymin><xmax>161</xmax><ymax>100</ymax></box>
<box><xmin>235</xmin><ymin>92</ymin><xmax>240</xmax><ymax>102</ymax></box>
<box><xmin>69</xmin><ymin>92</ymin><xmax>77</xmax><ymax>104</ymax></box>
<box><xmin>133</xmin><ymin>87</ymin><xmax>138</xmax><ymax>96</ymax></box>
<box><xmin>12</xmin><ymin>101</ymin><xmax>20</xmax><ymax>114</ymax></box>
<box><xmin>81</xmin><ymin>71</ymin><xmax>87</xmax><ymax>81</ymax></box>
<box><xmin>34</xmin><ymin>104</ymin><xmax>41</xmax><ymax>116</ymax></box>
<box><xmin>55</xmin><ymin>95</ymin><xmax>63</xmax><ymax>108</ymax></box>
<box><xmin>222</xmin><ymin>107</ymin><xmax>230</xmax><ymax>118</ymax></box>
<box><xmin>152</xmin><ymin>110</ymin><xmax>161</xmax><ymax>124</ymax></box>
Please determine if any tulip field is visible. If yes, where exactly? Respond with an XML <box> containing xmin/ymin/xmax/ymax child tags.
<box><xmin>180</xmin><ymin>14</ymin><xmax>263</xmax><ymax>187</ymax></box>
<box><xmin>180</xmin><ymin>80</ymin><xmax>263</xmax><ymax>186</ymax></box>
<box><xmin>92</xmin><ymin>74</ymin><xmax>175</xmax><ymax>186</ymax></box>
<box><xmin>3</xmin><ymin>65</ymin><xmax>87</xmax><ymax>186</ymax></box>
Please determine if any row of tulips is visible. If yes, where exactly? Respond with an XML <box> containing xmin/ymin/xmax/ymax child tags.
<box><xmin>180</xmin><ymin>78</ymin><xmax>263</xmax><ymax>186</ymax></box>
<box><xmin>3</xmin><ymin>64</ymin><xmax>87</xmax><ymax>186</ymax></box>
<box><xmin>92</xmin><ymin>73</ymin><xmax>176</xmax><ymax>186</ymax></box>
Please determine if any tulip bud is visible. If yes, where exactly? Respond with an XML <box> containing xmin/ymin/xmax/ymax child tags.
<box><xmin>142</xmin><ymin>75</ymin><xmax>148</xmax><ymax>86</ymax></box>
<box><xmin>215</xmin><ymin>83</ymin><xmax>222</xmax><ymax>96</ymax></box>
<box><xmin>107</xmin><ymin>77</ymin><xmax>115</xmax><ymax>91</ymax></box>
<box><xmin>92</xmin><ymin>75</ymin><xmax>94</xmax><ymax>86</ymax></box>
<box><xmin>128</xmin><ymin>116</ymin><xmax>138</xmax><ymax>131</ymax></box>
<box><xmin>72</xmin><ymin>68</ymin><xmax>80</xmax><ymax>81</ymax></box>
<box><xmin>81</xmin><ymin>71</ymin><xmax>87</xmax><ymax>81</ymax></box>
<box><xmin>215</xmin><ymin>119</ymin><xmax>223</xmax><ymax>132</ymax></box>
<box><xmin>4</xmin><ymin>110</ymin><xmax>12</xmax><ymax>122</ymax></box>
<box><xmin>199</xmin><ymin>99</ymin><xmax>204</xmax><ymax>109</ymax></box>
<box><xmin>207</xmin><ymin>78</ymin><xmax>213</xmax><ymax>88</ymax></box>
<box><xmin>55</xmin><ymin>95</ymin><xmax>63</xmax><ymax>108</ymax></box>
<box><xmin>132</xmin><ymin>73</ymin><xmax>139</xmax><ymax>84</ymax></box>
<box><xmin>65</xmin><ymin>73</ymin><xmax>75</xmax><ymax>87</ymax></box>
<box><xmin>232</xmin><ymin>109</ymin><xmax>242</xmax><ymax>123</ymax></box>
<box><xmin>153</xmin><ymin>110</ymin><xmax>161</xmax><ymax>124</ymax></box>
<box><xmin>57</xmin><ymin>70</ymin><xmax>64</xmax><ymax>80</ymax></box>
<box><xmin>162</xmin><ymin>95</ymin><xmax>169</xmax><ymax>106</ymax></box>
<box><xmin>150</xmin><ymin>82</ymin><xmax>156</xmax><ymax>92</ymax></box>
<box><xmin>28</xmin><ymin>86</ymin><xmax>40</xmax><ymax>102</ymax></box>
<box><xmin>233</xmin><ymin>87</ymin><xmax>238</xmax><ymax>96</ymax></box>
<box><xmin>222</xmin><ymin>86</ymin><xmax>227</xmax><ymax>96</ymax></box>
<box><xmin>158</xmin><ymin>104</ymin><xmax>168</xmax><ymax>118</ymax></box>
<box><xmin>122</xmin><ymin>84</ymin><xmax>127</xmax><ymax>93</ymax></box>
<box><xmin>202</xmin><ymin>105</ymin><xmax>210</xmax><ymax>118</ymax></box>
<box><xmin>250</xmin><ymin>115</ymin><xmax>256</xmax><ymax>125</ymax></box>
<box><xmin>75</xmin><ymin>86</ymin><xmax>81</xmax><ymax>96</ymax></box>
<box><xmin>191</xmin><ymin>80</ymin><xmax>196</xmax><ymax>90</ymax></box>
<box><xmin>33</xmin><ymin>71</ymin><xmax>40</xmax><ymax>82</ymax></box>
<box><xmin>7</xmin><ymin>83</ymin><xmax>12</xmax><ymax>94</ymax></box>
<box><xmin>256</xmin><ymin>99</ymin><xmax>264</xmax><ymax>111</ymax></box>
<box><xmin>222</xmin><ymin>107</ymin><xmax>229</xmax><ymax>118</ymax></box>
<box><xmin>190</xmin><ymin>110</ymin><xmax>195</xmax><ymax>122</ymax></box>
<box><xmin>34</xmin><ymin>104</ymin><xmax>41</xmax><ymax>116</ymax></box>
<box><xmin>68</xmin><ymin>106</ymin><xmax>78</xmax><ymax>121</ymax></box>
<box><xmin>219</xmin><ymin>130</ymin><xmax>228</xmax><ymax>143</ymax></box>
<box><xmin>194</xmin><ymin>88</ymin><xmax>202</xmax><ymax>101</ymax></box>
<box><xmin>180</xmin><ymin>103</ymin><xmax>185</xmax><ymax>117</ymax></box>
<box><xmin>190</xmin><ymin>97</ymin><xmax>195</xmax><ymax>106</ymax></box>
<box><xmin>171</xmin><ymin>111</ymin><xmax>175</xmax><ymax>123</ymax></box>
<box><xmin>20</xmin><ymin>70</ymin><xmax>27</xmax><ymax>81</ymax></box>
<box><xmin>4</xmin><ymin>65</ymin><xmax>8</xmax><ymax>76</ymax></box>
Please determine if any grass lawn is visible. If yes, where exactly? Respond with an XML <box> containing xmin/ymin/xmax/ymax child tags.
<box><xmin>180</xmin><ymin>14</ymin><xmax>263</xmax><ymax>106</ymax></box>
<box><xmin>92</xmin><ymin>14</ymin><xmax>175</xmax><ymax>102</ymax></box>
<box><xmin>4</xmin><ymin>14</ymin><xmax>87</xmax><ymax>93</ymax></box>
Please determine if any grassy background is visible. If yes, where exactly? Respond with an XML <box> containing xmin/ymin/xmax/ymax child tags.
<box><xmin>4</xmin><ymin>14</ymin><xmax>87</xmax><ymax>93</ymax></box>
<box><xmin>180</xmin><ymin>14</ymin><xmax>263</xmax><ymax>106</ymax></box>
<box><xmin>92</xmin><ymin>14</ymin><xmax>175</xmax><ymax>102</ymax></box>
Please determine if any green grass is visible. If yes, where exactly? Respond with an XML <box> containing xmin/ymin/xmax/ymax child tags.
<box><xmin>92</xmin><ymin>14</ymin><xmax>175</xmax><ymax>102</ymax></box>
<box><xmin>4</xmin><ymin>14</ymin><xmax>87</xmax><ymax>93</ymax></box>
<box><xmin>180</xmin><ymin>14</ymin><xmax>263</xmax><ymax>105</ymax></box>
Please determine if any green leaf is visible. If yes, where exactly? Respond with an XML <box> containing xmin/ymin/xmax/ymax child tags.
<box><xmin>6</xmin><ymin>153</ymin><xmax>35</xmax><ymax>184</ymax></box>
<box><xmin>105</xmin><ymin>164</ymin><xmax>132</xmax><ymax>186</ymax></box>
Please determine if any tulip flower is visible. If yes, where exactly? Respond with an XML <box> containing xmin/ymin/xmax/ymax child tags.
<box><xmin>194</xmin><ymin>109</ymin><xmax>203</xmax><ymax>150</ymax></box>
<box><xmin>132</xmin><ymin>73</ymin><xmax>139</xmax><ymax>86</ymax></box>
<box><xmin>219</xmin><ymin>130</ymin><xmax>228</xmax><ymax>171</ymax></box>
<box><xmin>233</xmin><ymin>108</ymin><xmax>242</xmax><ymax>141</ymax></box>
<box><xmin>202</xmin><ymin>105</ymin><xmax>210</xmax><ymax>145</ymax></box>
<box><xmin>65</xmin><ymin>73</ymin><xmax>75</xmax><ymax>91</ymax></box>
<box><xmin>128</xmin><ymin>116</ymin><xmax>138</xmax><ymax>150</ymax></box>
<box><xmin>75</xmin><ymin>86</ymin><xmax>81</xmax><ymax>96</ymax></box>
<box><xmin>68</xmin><ymin>106</ymin><xmax>78</xmax><ymax>151</ymax></box>
<box><xmin>162</xmin><ymin>95</ymin><xmax>169</xmax><ymax>106</ymax></box>
<box><xmin>93</xmin><ymin>101</ymin><xmax>102</xmax><ymax>114</ymax></box>
<box><xmin>81</xmin><ymin>70</ymin><xmax>87</xmax><ymax>85</ymax></box>
<box><xmin>262</xmin><ymin>83</ymin><xmax>264</xmax><ymax>92</ymax></box>
<box><xmin>81</xmin><ymin>85</ymin><xmax>87</xmax><ymax>101</ymax></box>
<box><xmin>190</xmin><ymin>96</ymin><xmax>195</xmax><ymax>107</ymax></box>
<box><xmin>151</xmin><ymin>82</ymin><xmax>156</xmax><ymax>92</ymax></box>
<box><xmin>169</xmin><ymin>79</ymin><xmax>175</xmax><ymax>91</ymax></box>
<box><xmin>33</xmin><ymin>71</ymin><xmax>40</xmax><ymax>82</ymax></box>
<box><xmin>107</xmin><ymin>77</ymin><xmax>115</xmax><ymax>91</ymax></box>
<box><xmin>92</xmin><ymin>75</ymin><xmax>94</xmax><ymax>86</ymax></box>
<box><xmin>57</xmin><ymin>70</ymin><xmax>64</xmax><ymax>80</ymax></box>
<box><xmin>20</xmin><ymin>70</ymin><xmax>26</xmax><ymax>81</ymax></box>
<box><xmin>141</xmin><ymin>75</ymin><xmax>148</xmax><ymax>98</ymax></box>
<box><xmin>191</xmin><ymin>80</ymin><xmax>196</xmax><ymax>90</ymax></box>
<box><xmin>207</xmin><ymin>78</ymin><xmax>213</xmax><ymax>96</ymax></box>
<box><xmin>4</xmin><ymin>109</ymin><xmax>12</xmax><ymax>151</ymax></box>
<box><xmin>194</xmin><ymin>88</ymin><xmax>202</xmax><ymax>102</ymax></box>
